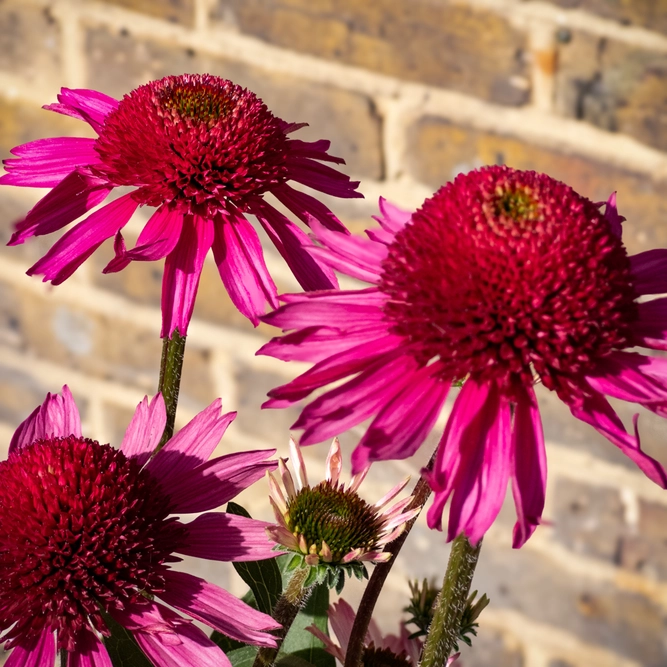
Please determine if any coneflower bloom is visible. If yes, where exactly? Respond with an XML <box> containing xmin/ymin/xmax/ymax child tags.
<box><xmin>1</xmin><ymin>74</ymin><xmax>360</xmax><ymax>336</ymax></box>
<box><xmin>260</xmin><ymin>166</ymin><xmax>667</xmax><ymax>547</ymax></box>
<box><xmin>306</xmin><ymin>599</ymin><xmax>426</xmax><ymax>667</ymax></box>
<box><xmin>0</xmin><ymin>387</ymin><xmax>281</xmax><ymax>666</ymax></box>
<box><xmin>266</xmin><ymin>438</ymin><xmax>418</xmax><ymax>567</ymax></box>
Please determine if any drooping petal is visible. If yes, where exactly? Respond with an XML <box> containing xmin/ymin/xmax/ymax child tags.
<box><xmin>160</xmin><ymin>571</ymin><xmax>280</xmax><ymax>647</ymax></box>
<box><xmin>44</xmin><ymin>88</ymin><xmax>119</xmax><ymax>134</ymax></box>
<box><xmin>4</xmin><ymin>628</ymin><xmax>55</xmax><ymax>667</ymax></box>
<box><xmin>252</xmin><ymin>201</ymin><xmax>338</xmax><ymax>291</ymax></box>
<box><xmin>27</xmin><ymin>192</ymin><xmax>139</xmax><ymax>285</ymax></box>
<box><xmin>510</xmin><ymin>385</ymin><xmax>547</xmax><ymax>548</ymax></box>
<box><xmin>272</xmin><ymin>182</ymin><xmax>348</xmax><ymax>233</ymax></box>
<box><xmin>69</xmin><ymin>631</ymin><xmax>113</xmax><ymax>667</ymax></box>
<box><xmin>211</xmin><ymin>208</ymin><xmax>278</xmax><ymax>326</ymax></box>
<box><xmin>285</xmin><ymin>158</ymin><xmax>362</xmax><ymax>199</ymax></box>
<box><xmin>351</xmin><ymin>362</ymin><xmax>450</xmax><ymax>472</ymax></box>
<box><xmin>146</xmin><ymin>400</ymin><xmax>234</xmax><ymax>486</ymax></box>
<box><xmin>372</xmin><ymin>197</ymin><xmax>411</xmax><ymax>234</ymax></box>
<box><xmin>176</xmin><ymin>513</ymin><xmax>278</xmax><ymax>561</ymax></box>
<box><xmin>630</xmin><ymin>249</ymin><xmax>667</xmax><ymax>295</ymax></box>
<box><xmin>569</xmin><ymin>387</ymin><xmax>667</xmax><ymax>488</ymax></box>
<box><xmin>633</xmin><ymin>297</ymin><xmax>667</xmax><ymax>350</ymax></box>
<box><xmin>120</xmin><ymin>394</ymin><xmax>166</xmax><ymax>466</ymax></box>
<box><xmin>10</xmin><ymin>385</ymin><xmax>81</xmax><ymax>454</ymax></box>
<box><xmin>161</xmin><ymin>213</ymin><xmax>214</xmax><ymax>337</ymax></box>
<box><xmin>9</xmin><ymin>170</ymin><xmax>112</xmax><ymax>246</ymax></box>
<box><xmin>0</xmin><ymin>138</ymin><xmax>101</xmax><ymax>187</ymax></box>
<box><xmin>104</xmin><ymin>205</ymin><xmax>184</xmax><ymax>272</ymax></box>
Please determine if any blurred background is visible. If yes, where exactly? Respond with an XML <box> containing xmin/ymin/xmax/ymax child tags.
<box><xmin>1</xmin><ymin>0</ymin><xmax>667</xmax><ymax>665</ymax></box>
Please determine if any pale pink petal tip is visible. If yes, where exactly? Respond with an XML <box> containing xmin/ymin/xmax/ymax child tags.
<box><xmin>289</xmin><ymin>436</ymin><xmax>308</xmax><ymax>490</ymax></box>
<box><xmin>325</xmin><ymin>437</ymin><xmax>343</xmax><ymax>485</ymax></box>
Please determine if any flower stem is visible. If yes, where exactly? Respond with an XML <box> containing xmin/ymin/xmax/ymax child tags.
<box><xmin>253</xmin><ymin>565</ymin><xmax>312</xmax><ymax>667</ymax></box>
<box><xmin>156</xmin><ymin>329</ymin><xmax>186</xmax><ymax>451</ymax></box>
<box><xmin>59</xmin><ymin>649</ymin><xmax>68</xmax><ymax>667</ymax></box>
<box><xmin>344</xmin><ymin>452</ymin><xmax>436</xmax><ymax>667</ymax></box>
<box><xmin>420</xmin><ymin>534</ymin><xmax>483</xmax><ymax>667</ymax></box>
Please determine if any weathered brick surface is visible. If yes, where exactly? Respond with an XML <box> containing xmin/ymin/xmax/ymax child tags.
<box><xmin>458</xmin><ymin>628</ymin><xmax>524</xmax><ymax>666</ymax></box>
<box><xmin>212</xmin><ymin>0</ymin><xmax>531</xmax><ymax>105</ymax></box>
<box><xmin>405</xmin><ymin>117</ymin><xmax>667</xmax><ymax>253</ymax></box>
<box><xmin>547</xmin><ymin>0</ymin><xmax>667</xmax><ymax>35</ymax></box>
<box><xmin>619</xmin><ymin>501</ymin><xmax>667</xmax><ymax>580</ymax></box>
<box><xmin>556</xmin><ymin>30</ymin><xmax>667</xmax><ymax>152</ymax></box>
<box><xmin>0</xmin><ymin>3</ymin><xmax>62</xmax><ymax>89</ymax></box>
<box><xmin>552</xmin><ymin>479</ymin><xmax>625</xmax><ymax>563</ymax></box>
<box><xmin>103</xmin><ymin>0</ymin><xmax>195</xmax><ymax>26</ymax></box>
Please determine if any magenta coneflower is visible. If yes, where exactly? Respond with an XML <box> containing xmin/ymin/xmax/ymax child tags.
<box><xmin>1</xmin><ymin>74</ymin><xmax>360</xmax><ymax>336</ymax></box>
<box><xmin>306</xmin><ymin>599</ymin><xmax>425</xmax><ymax>667</ymax></box>
<box><xmin>0</xmin><ymin>387</ymin><xmax>281</xmax><ymax>666</ymax></box>
<box><xmin>260</xmin><ymin>166</ymin><xmax>667</xmax><ymax>547</ymax></box>
<box><xmin>266</xmin><ymin>438</ymin><xmax>418</xmax><ymax>569</ymax></box>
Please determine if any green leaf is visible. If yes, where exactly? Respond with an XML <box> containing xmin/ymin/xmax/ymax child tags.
<box><xmin>100</xmin><ymin>610</ymin><xmax>153</xmax><ymax>667</ymax></box>
<box><xmin>227</xmin><ymin>645</ymin><xmax>259</xmax><ymax>667</ymax></box>
<box><xmin>227</xmin><ymin>502</ymin><xmax>284</xmax><ymax>616</ymax></box>
<box><xmin>278</xmin><ymin>584</ymin><xmax>334</xmax><ymax>667</ymax></box>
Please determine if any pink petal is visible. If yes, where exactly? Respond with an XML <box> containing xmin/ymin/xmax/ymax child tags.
<box><xmin>10</xmin><ymin>385</ymin><xmax>81</xmax><ymax>454</ymax></box>
<box><xmin>69</xmin><ymin>631</ymin><xmax>113</xmax><ymax>667</ymax></box>
<box><xmin>285</xmin><ymin>138</ymin><xmax>345</xmax><ymax>165</ymax></box>
<box><xmin>161</xmin><ymin>214</ymin><xmax>214</xmax><ymax>337</ymax></box>
<box><xmin>146</xmin><ymin>400</ymin><xmax>234</xmax><ymax>485</ymax></box>
<box><xmin>633</xmin><ymin>297</ymin><xmax>667</xmax><ymax>350</ymax></box>
<box><xmin>294</xmin><ymin>353</ymin><xmax>416</xmax><ymax>446</ymax></box>
<box><xmin>630</xmin><ymin>249</ymin><xmax>667</xmax><ymax>295</ymax></box>
<box><xmin>327</xmin><ymin>599</ymin><xmax>357</xmax><ymax>653</ymax></box>
<box><xmin>265</xmin><ymin>334</ymin><xmax>403</xmax><ymax>407</ymax></box>
<box><xmin>160</xmin><ymin>571</ymin><xmax>280</xmax><ymax>647</ymax></box>
<box><xmin>45</xmin><ymin>88</ymin><xmax>119</xmax><ymax>134</ymax></box>
<box><xmin>176</xmin><ymin>513</ymin><xmax>278</xmax><ymax>561</ymax></box>
<box><xmin>27</xmin><ymin>192</ymin><xmax>139</xmax><ymax>285</ymax></box>
<box><xmin>166</xmin><ymin>449</ymin><xmax>277</xmax><ymax>514</ymax></box>
<box><xmin>601</xmin><ymin>191</ymin><xmax>624</xmax><ymax>238</ymax></box>
<box><xmin>285</xmin><ymin>158</ymin><xmax>362</xmax><ymax>198</ymax></box>
<box><xmin>272</xmin><ymin>183</ymin><xmax>348</xmax><ymax>233</ymax></box>
<box><xmin>120</xmin><ymin>394</ymin><xmax>166</xmax><ymax>466</ymax></box>
<box><xmin>510</xmin><ymin>385</ymin><xmax>547</xmax><ymax>548</ymax></box>
<box><xmin>211</xmin><ymin>208</ymin><xmax>278</xmax><ymax>326</ymax></box>
<box><xmin>104</xmin><ymin>205</ymin><xmax>184</xmax><ymax>273</ymax></box>
<box><xmin>1</xmin><ymin>138</ymin><xmax>101</xmax><ymax>187</ymax></box>
<box><xmin>251</xmin><ymin>201</ymin><xmax>338</xmax><ymax>291</ymax></box>
<box><xmin>5</xmin><ymin>629</ymin><xmax>55</xmax><ymax>667</ymax></box>
<box><xmin>373</xmin><ymin>197</ymin><xmax>411</xmax><ymax>233</ymax></box>
<box><xmin>569</xmin><ymin>387</ymin><xmax>667</xmax><ymax>488</ymax></box>
<box><xmin>351</xmin><ymin>362</ymin><xmax>450</xmax><ymax>472</ymax></box>
<box><xmin>9</xmin><ymin>170</ymin><xmax>112</xmax><ymax>245</ymax></box>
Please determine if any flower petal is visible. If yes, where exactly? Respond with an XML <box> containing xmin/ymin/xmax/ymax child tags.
<box><xmin>1</xmin><ymin>138</ymin><xmax>101</xmax><ymax>187</ymax></box>
<box><xmin>272</xmin><ymin>182</ymin><xmax>348</xmax><ymax>233</ymax></box>
<box><xmin>27</xmin><ymin>192</ymin><xmax>139</xmax><ymax>285</ymax></box>
<box><xmin>5</xmin><ymin>628</ymin><xmax>55</xmax><ymax>667</ymax></box>
<box><xmin>630</xmin><ymin>248</ymin><xmax>667</xmax><ymax>295</ymax></box>
<box><xmin>211</xmin><ymin>208</ymin><xmax>278</xmax><ymax>326</ymax></box>
<box><xmin>175</xmin><ymin>513</ymin><xmax>278</xmax><ymax>561</ymax></box>
<box><xmin>69</xmin><ymin>631</ymin><xmax>113</xmax><ymax>667</ymax></box>
<box><xmin>160</xmin><ymin>571</ymin><xmax>280</xmax><ymax>647</ymax></box>
<box><xmin>373</xmin><ymin>197</ymin><xmax>411</xmax><ymax>234</ymax></box>
<box><xmin>633</xmin><ymin>297</ymin><xmax>667</xmax><ymax>350</ymax></box>
<box><xmin>120</xmin><ymin>394</ymin><xmax>166</xmax><ymax>466</ymax></box>
<box><xmin>44</xmin><ymin>88</ymin><xmax>119</xmax><ymax>134</ymax></box>
<box><xmin>285</xmin><ymin>158</ymin><xmax>362</xmax><ymax>199</ymax></box>
<box><xmin>10</xmin><ymin>386</ymin><xmax>81</xmax><ymax>454</ymax></box>
<box><xmin>8</xmin><ymin>170</ymin><xmax>112</xmax><ymax>246</ymax></box>
<box><xmin>161</xmin><ymin>213</ymin><xmax>214</xmax><ymax>337</ymax></box>
<box><xmin>511</xmin><ymin>385</ymin><xmax>547</xmax><ymax>548</ymax></box>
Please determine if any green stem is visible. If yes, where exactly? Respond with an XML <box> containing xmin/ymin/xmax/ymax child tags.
<box><xmin>156</xmin><ymin>329</ymin><xmax>187</xmax><ymax>452</ymax></box>
<box><xmin>344</xmin><ymin>451</ymin><xmax>436</xmax><ymax>667</ymax></box>
<box><xmin>59</xmin><ymin>649</ymin><xmax>68</xmax><ymax>667</ymax></box>
<box><xmin>253</xmin><ymin>566</ymin><xmax>312</xmax><ymax>667</ymax></box>
<box><xmin>420</xmin><ymin>534</ymin><xmax>483</xmax><ymax>667</ymax></box>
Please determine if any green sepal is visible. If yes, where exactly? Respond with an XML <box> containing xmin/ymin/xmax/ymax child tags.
<box><xmin>100</xmin><ymin>609</ymin><xmax>153</xmax><ymax>667</ymax></box>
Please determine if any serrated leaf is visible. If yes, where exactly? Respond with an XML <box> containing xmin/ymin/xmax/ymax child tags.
<box><xmin>227</xmin><ymin>645</ymin><xmax>259</xmax><ymax>667</ymax></box>
<box><xmin>278</xmin><ymin>584</ymin><xmax>334</xmax><ymax>667</ymax></box>
<box><xmin>101</xmin><ymin>610</ymin><xmax>153</xmax><ymax>667</ymax></box>
<box><xmin>227</xmin><ymin>502</ymin><xmax>283</xmax><ymax>616</ymax></box>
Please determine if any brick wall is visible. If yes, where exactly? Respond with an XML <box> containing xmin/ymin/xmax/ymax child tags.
<box><xmin>1</xmin><ymin>0</ymin><xmax>667</xmax><ymax>665</ymax></box>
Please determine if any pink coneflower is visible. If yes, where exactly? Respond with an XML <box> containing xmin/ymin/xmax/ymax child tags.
<box><xmin>306</xmin><ymin>598</ymin><xmax>425</xmax><ymax>667</ymax></box>
<box><xmin>1</xmin><ymin>74</ymin><xmax>360</xmax><ymax>336</ymax></box>
<box><xmin>260</xmin><ymin>165</ymin><xmax>667</xmax><ymax>547</ymax></box>
<box><xmin>0</xmin><ymin>387</ymin><xmax>281</xmax><ymax>666</ymax></box>
<box><xmin>267</xmin><ymin>438</ymin><xmax>418</xmax><ymax>573</ymax></box>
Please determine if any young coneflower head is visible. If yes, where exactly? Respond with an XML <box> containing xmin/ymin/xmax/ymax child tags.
<box><xmin>2</xmin><ymin>74</ymin><xmax>360</xmax><ymax>337</ymax></box>
<box><xmin>266</xmin><ymin>438</ymin><xmax>418</xmax><ymax>580</ymax></box>
<box><xmin>262</xmin><ymin>165</ymin><xmax>667</xmax><ymax>547</ymax></box>
<box><xmin>0</xmin><ymin>387</ymin><xmax>280</xmax><ymax>666</ymax></box>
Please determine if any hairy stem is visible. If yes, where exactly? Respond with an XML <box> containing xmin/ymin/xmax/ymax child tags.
<box><xmin>344</xmin><ymin>451</ymin><xmax>436</xmax><ymax>667</ymax></box>
<box><xmin>59</xmin><ymin>649</ymin><xmax>68</xmax><ymax>667</ymax></box>
<box><xmin>420</xmin><ymin>535</ymin><xmax>482</xmax><ymax>667</ymax></box>
<box><xmin>253</xmin><ymin>566</ymin><xmax>312</xmax><ymax>667</ymax></box>
<box><xmin>156</xmin><ymin>329</ymin><xmax>186</xmax><ymax>451</ymax></box>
